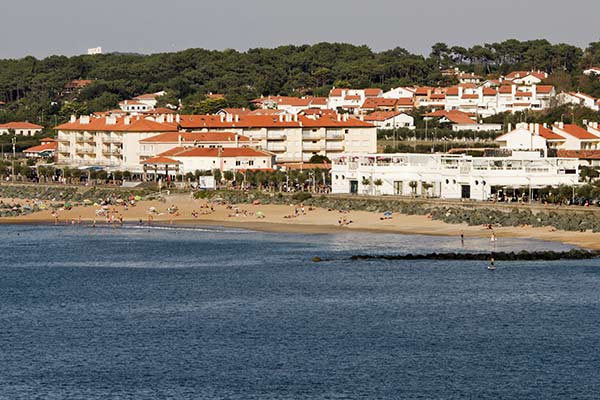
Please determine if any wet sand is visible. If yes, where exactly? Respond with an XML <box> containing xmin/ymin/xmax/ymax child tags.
<box><xmin>2</xmin><ymin>193</ymin><xmax>600</xmax><ymax>250</ymax></box>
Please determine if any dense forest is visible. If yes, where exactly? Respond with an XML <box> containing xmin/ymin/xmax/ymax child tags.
<box><xmin>2</xmin><ymin>40</ymin><xmax>600</xmax><ymax>127</ymax></box>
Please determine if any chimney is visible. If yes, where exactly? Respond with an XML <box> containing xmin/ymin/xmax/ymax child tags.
<box><xmin>235</xmin><ymin>134</ymin><xmax>239</xmax><ymax>147</ymax></box>
<box><xmin>70</xmin><ymin>115</ymin><xmax>76</xmax><ymax>123</ymax></box>
<box><xmin>156</xmin><ymin>115</ymin><xmax>165</xmax><ymax>123</ymax></box>
<box><xmin>507</xmin><ymin>122</ymin><xmax>512</xmax><ymax>132</ymax></box>
<box><xmin>80</xmin><ymin>115</ymin><xmax>90</xmax><ymax>124</ymax></box>
<box><xmin>293</xmin><ymin>114</ymin><xmax>298</xmax><ymax>122</ymax></box>
<box><xmin>124</xmin><ymin>116</ymin><xmax>131</xmax><ymax>125</ymax></box>
<box><xmin>543</xmin><ymin>123</ymin><xmax>547</xmax><ymax>128</ymax></box>
<box><xmin>220</xmin><ymin>114</ymin><xmax>225</xmax><ymax>122</ymax></box>
<box><xmin>279</xmin><ymin>115</ymin><xmax>283</xmax><ymax>122</ymax></box>
<box><xmin>234</xmin><ymin>114</ymin><xmax>239</xmax><ymax>123</ymax></box>
<box><xmin>535</xmin><ymin>123</ymin><xmax>540</xmax><ymax>135</ymax></box>
<box><xmin>106</xmin><ymin>116</ymin><xmax>116</xmax><ymax>125</ymax></box>
<box><xmin>559</xmin><ymin>122</ymin><xmax>564</xmax><ymax>129</ymax></box>
<box><xmin>458</xmin><ymin>86</ymin><xmax>464</xmax><ymax>98</ymax></box>
<box><xmin>175</xmin><ymin>114</ymin><xmax>180</xmax><ymax>123</ymax></box>
<box><xmin>178</xmin><ymin>134</ymin><xmax>182</xmax><ymax>146</ymax></box>
<box><xmin>583</xmin><ymin>119</ymin><xmax>588</xmax><ymax>127</ymax></box>
<box><xmin>337</xmin><ymin>114</ymin><xmax>341</xmax><ymax>122</ymax></box>
<box><xmin>166</xmin><ymin>114</ymin><xmax>174</xmax><ymax>123</ymax></box>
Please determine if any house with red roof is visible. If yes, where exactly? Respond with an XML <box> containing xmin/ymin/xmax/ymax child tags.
<box><xmin>23</xmin><ymin>138</ymin><xmax>58</xmax><ymax>159</ymax></box>
<box><xmin>0</xmin><ymin>122</ymin><xmax>44</xmax><ymax>136</ymax></box>
<box><xmin>424</xmin><ymin>110</ymin><xmax>502</xmax><ymax>132</ymax></box>
<box><xmin>496</xmin><ymin>123</ymin><xmax>564</xmax><ymax>154</ymax></box>
<box><xmin>139</xmin><ymin>132</ymin><xmax>258</xmax><ymax>162</ymax></box>
<box><xmin>552</xmin><ymin>122</ymin><xmax>600</xmax><ymax>150</ymax></box>
<box><xmin>504</xmin><ymin>71</ymin><xmax>548</xmax><ymax>85</ymax></box>
<box><xmin>363</xmin><ymin>111</ymin><xmax>415</xmax><ymax>129</ymax></box>
<box><xmin>142</xmin><ymin>147</ymin><xmax>275</xmax><ymax>175</ymax></box>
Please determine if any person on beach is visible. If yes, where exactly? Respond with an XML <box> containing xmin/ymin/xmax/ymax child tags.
<box><xmin>460</xmin><ymin>231</ymin><xmax>464</xmax><ymax>247</ymax></box>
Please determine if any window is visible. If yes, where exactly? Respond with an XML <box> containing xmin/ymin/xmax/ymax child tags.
<box><xmin>249</xmin><ymin>160</ymin><xmax>254</xmax><ymax>166</ymax></box>
<box><xmin>236</xmin><ymin>161</ymin><xmax>241</xmax><ymax>166</ymax></box>
<box><xmin>344</xmin><ymin>129</ymin><xmax>349</xmax><ymax>134</ymax></box>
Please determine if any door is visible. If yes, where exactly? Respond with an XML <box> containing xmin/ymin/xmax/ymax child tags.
<box><xmin>461</xmin><ymin>185</ymin><xmax>471</xmax><ymax>199</ymax></box>
<box><xmin>393</xmin><ymin>181</ymin><xmax>403</xmax><ymax>195</ymax></box>
<box><xmin>350</xmin><ymin>180</ymin><xmax>358</xmax><ymax>194</ymax></box>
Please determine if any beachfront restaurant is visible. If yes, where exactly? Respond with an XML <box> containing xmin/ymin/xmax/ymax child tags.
<box><xmin>330</xmin><ymin>152</ymin><xmax>580</xmax><ymax>201</ymax></box>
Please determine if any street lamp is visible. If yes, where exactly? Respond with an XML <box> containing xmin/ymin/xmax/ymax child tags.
<box><xmin>11</xmin><ymin>136</ymin><xmax>16</xmax><ymax>183</ymax></box>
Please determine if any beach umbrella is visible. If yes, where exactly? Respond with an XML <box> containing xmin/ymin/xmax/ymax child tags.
<box><xmin>256</xmin><ymin>211</ymin><xmax>265</xmax><ymax>218</ymax></box>
<box><xmin>134</xmin><ymin>195</ymin><xmax>142</xmax><ymax>201</ymax></box>
<box><xmin>253</xmin><ymin>200</ymin><xmax>261</xmax><ymax>205</ymax></box>
<box><xmin>383</xmin><ymin>211</ymin><xmax>393</xmax><ymax>217</ymax></box>
<box><xmin>64</xmin><ymin>202</ymin><xmax>72</xmax><ymax>208</ymax></box>
<box><xmin>83</xmin><ymin>199</ymin><xmax>93</xmax><ymax>205</ymax></box>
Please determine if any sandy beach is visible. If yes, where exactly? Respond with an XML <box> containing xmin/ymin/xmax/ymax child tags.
<box><xmin>2</xmin><ymin>192</ymin><xmax>600</xmax><ymax>250</ymax></box>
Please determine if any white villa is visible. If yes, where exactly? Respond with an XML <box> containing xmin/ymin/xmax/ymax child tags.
<box><xmin>0</xmin><ymin>122</ymin><xmax>44</xmax><ymax>136</ymax></box>
<box><xmin>331</xmin><ymin>152</ymin><xmax>579</xmax><ymax>200</ymax></box>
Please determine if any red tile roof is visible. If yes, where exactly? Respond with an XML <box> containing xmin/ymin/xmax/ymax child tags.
<box><xmin>555</xmin><ymin>124</ymin><xmax>600</xmax><ymax>140</ymax></box>
<box><xmin>537</xmin><ymin>127</ymin><xmax>565</xmax><ymax>140</ymax></box>
<box><xmin>329</xmin><ymin>88</ymin><xmax>348</xmax><ymax>97</ymax></box>
<box><xmin>363</xmin><ymin>111</ymin><xmax>405</xmax><ymax>122</ymax></box>
<box><xmin>140</xmin><ymin>132</ymin><xmax>251</xmax><ymax>143</ymax></box>
<box><xmin>361</xmin><ymin>98</ymin><xmax>398</xmax><ymax>109</ymax></box>
<box><xmin>0</xmin><ymin>121</ymin><xmax>43</xmax><ymax>129</ymax></box>
<box><xmin>142</xmin><ymin>156</ymin><xmax>181</xmax><ymax>164</ymax></box>
<box><xmin>364</xmin><ymin>88</ymin><xmax>383</xmax><ymax>97</ymax></box>
<box><xmin>536</xmin><ymin>85</ymin><xmax>554</xmax><ymax>94</ymax></box>
<box><xmin>425</xmin><ymin>110</ymin><xmax>475</xmax><ymax>125</ymax></box>
<box><xmin>23</xmin><ymin>142</ymin><xmax>57</xmax><ymax>153</ymax></box>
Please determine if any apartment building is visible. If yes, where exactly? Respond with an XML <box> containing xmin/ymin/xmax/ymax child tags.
<box><xmin>178</xmin><ymin>113</ymin><xmax>377</xmax><ymax>163</ymax></box>
<box><xmin>55</xmin><ymin>115</ymin><xmax>178</xmax><ymax>170</ymax></box>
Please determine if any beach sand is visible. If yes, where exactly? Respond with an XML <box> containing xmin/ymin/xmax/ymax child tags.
<box><xmin>2</xmin><ymin>193</ymin><xmax>600</xmax><ymax>250</ymax></box>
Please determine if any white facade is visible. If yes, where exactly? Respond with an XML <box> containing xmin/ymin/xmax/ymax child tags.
<box><xmin>331</xmin><ymin>152</ymin><xmax>579</xmax><ymax>200</ymax></box>
<box><xmin>496</xmin><ymin>126</ymin><xmax>548</xmax><ymax>152</ymax></box>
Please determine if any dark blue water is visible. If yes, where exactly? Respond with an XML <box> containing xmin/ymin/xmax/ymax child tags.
<box><xmin>1</xmin><ymin>225</ymin><xmax>599</xmax><ymax>399</ymax></box>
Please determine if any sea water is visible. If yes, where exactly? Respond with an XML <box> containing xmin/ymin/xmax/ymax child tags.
<box><xmin>0</xmin><ymin>224</ymin><xmax>599</xmax><ymax>399</ymax></box>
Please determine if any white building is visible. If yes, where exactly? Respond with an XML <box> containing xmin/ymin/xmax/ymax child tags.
<box><xmin>504</xmin><ymin>71</ymin><xmax>548</xmax><ymax>85</ymax></box>
<box><xmin>55</xmin><ymin>115</ymin><xmax>179</xmax><ymax>171</ymax></box>
<box><xmin>118</xmin><ymin>92</ymin><xmax>166</xmax><ymax>113</ymax></box>
<box><xmin>556</xmin><ymin>92</ymin><xmax>599</xmax><ymax>111</ymax></box>
<box><xmin>178</xmin><ymin>113</ymin><xmax>377</xmax><ymax>163</ymax></box>
<box><xmin>496</xmin><ymin>123</ymin><xmax>565</xmax><ymax>152</ymax></box>
<box><xmin>583</xmin><ymin>67</ymin><xmax>600</xmax><ymax>76</ymax></box>
<box><xmin>363</xmin><ymin>111</ymin><xmax>415</xmax><ymax>129</ymax></box>
<box><xmin>0</xmin><ymin>122</ymin><xmax>44</xmax><ymax>136</ymax></box>
<box><xmin>331</xmin><ymin>152</ymin><xmax>579</xmax><ymax>200</ymax></box>
<box><xmin>87</xmin><ymin>47</ymin><xmax>102</xmax><ymax>55</ymax></box>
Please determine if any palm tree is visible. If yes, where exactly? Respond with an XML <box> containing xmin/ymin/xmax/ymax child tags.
<box><xmin>373</xmin><ymin>178</ymin><xmax>383</xmax><ymax>195</ymax></box>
